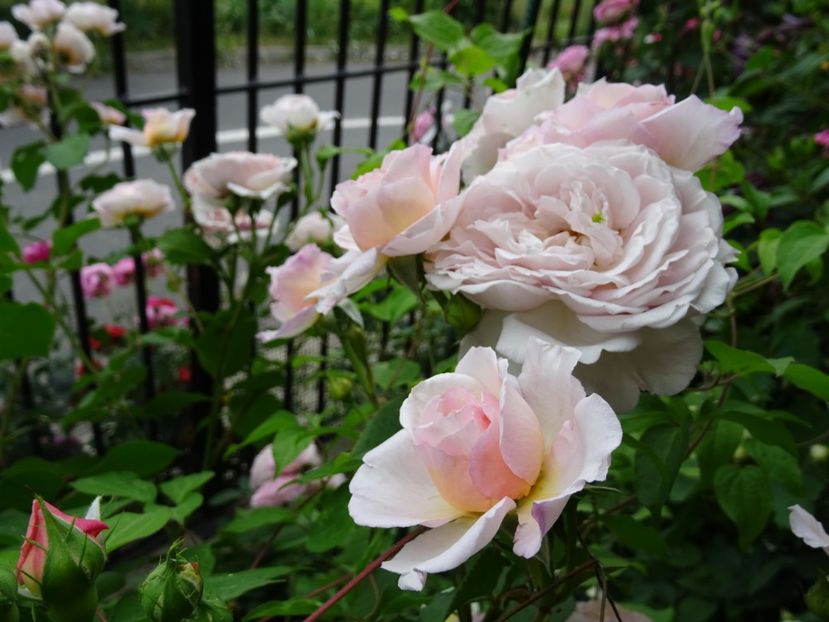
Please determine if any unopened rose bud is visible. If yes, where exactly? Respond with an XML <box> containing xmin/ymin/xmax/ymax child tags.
<box><xmin>328</xmin><ymin>376</ymin><xmax>353</xmax><ymax>400</ymax></box>
<box><xmin>260</xmin><ymin>94</ymin><xmax>338</xmax><ymax>145</ymax></box>
<box><xmin>139</xmin><ymin>547</ymin><xmax>203</xmax><ymax>622</ymax></box>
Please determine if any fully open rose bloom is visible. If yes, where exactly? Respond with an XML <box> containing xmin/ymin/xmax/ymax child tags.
<box><xmin>110</xmin><ymin>107</ymin><xmax>195</xmax><ymax>148</ymax></box>
<box><xmin>508</xmin><ymin>79</ymin><xmax>743</xmax><ymax>172</ymax></box>
<box><xmin>92</xmin><ymin>179</ymin><xmax>175</xmax><ymax>227</ymax></box>
<box><xmin>260</xmin><ymin>93</ymin><xmax>338</xmax><ymax>137</ymax></box>
<box><xmin>349</xmin><ymin>340</ymin><xmax>622</xmax><ymax>590</ymax></box>
<box><xmin>331</xmin><ymin>143</ymin><xmax>463</xmax><ymax>257</ymax></box>
<box><xmin>789</xmin><ymin>505</ymin><xmax>829</xmax><ymax>554</ymax></box>
<box><xmin>11</xmin><ymin>0</ymin><xmax>64</xmax><ymax>31</ymax></box>
<box><xmin>184</xmin><ymin>151</ymin><xmax>296</xmax><ymax>206</ymax></box>
<box><xmin>64</xmin><ymin>1</ymin><xmax>125</xmax><ymax>36</ymax></box>
<box><xmin>428</xmin><ymin>142</ymin><xmax>736</xmax><ymax>411</ymax></box>
<box><xmin>53</xmin><ymin>21</ymin><xmax>95</xmax><ymax>73</ymax></box>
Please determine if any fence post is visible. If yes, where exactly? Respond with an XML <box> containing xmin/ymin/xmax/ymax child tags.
<box><xmin>174</xmin><ymin>0</ymin><xmax>221</xmax><ymax>461</ymax></box>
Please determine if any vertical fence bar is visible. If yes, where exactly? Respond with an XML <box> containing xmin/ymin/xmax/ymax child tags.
<box><xmin>107</xmin><ymin>0</ymin><xmax>136</xmax><ymax>179</ymax></box>
<box><xmin>430</xmin><ymin>54</ymin><xmax>447</xmax><ymax>151</ymax></box>
<box><xmin>175</xmin><ymin>0</ymin><xmax>220</xmax><ymax>461</ymax></box>
<box><xmin>500</xmin><ymin>0</ymin><xmax>514</xmax><ymax>31</ymax></box>
<box><xmin>246</xmin><ymin>0</ymin><xmax>259</xmax><ymax>153</ymax></box>
<box><xmin>368</xmin><ymin>0</ymin><xmax>391</xmax><ymax>150</ymax></box>
<box><xmin>567</xmin><ymin>0</ymin><xmax>584</xmax><ymax>44</ymax></box>
<box><xmin>402</xmin><ymin>0</ymin><xmax>425</xmax><ymax>139</ymax></box>
<box><xmin>517</xmin><ymin>0</ymin><xmax>543</xmax><ymax>77</ymax></box>
<box><xmin>130</xmin><ymin>233</ymin><xmax>156</xmax><ymax>411</ymax></box>
<box><xmin>542</xmin><ymin>0</ymin><xmax>563</xmax><ymax>64</ymax></box>
<box><xmin>463</xmin><ymin>0</ymin><xmax>488</xmax><ymax>108</ymax></box>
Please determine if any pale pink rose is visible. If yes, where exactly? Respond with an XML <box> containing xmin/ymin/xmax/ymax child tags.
<box><xmin>64</xmin><ymin>2</ymin><xmax>124</xmax><ymax>35</ymax></box>
<box><xmin>91</xmin><ymin>102</ymin><xmax>126</xmax><ymax>126</ymax></box>
<box><xmin>249</xmin><ymin>442</ymin><xmax>321</xmax><ymax>507</ymax></box>
<box><xmin>349</xmin><ymin>340</ymin><xmax>621</xmax><ymax>590</ymax></box>
<box><xmin>593</xmin><ymin>0</ymin><xmax>637</xmax><ymax>24</ymax></box>
<box><xmin>412</xmin><ymin>107</ymin><xmax>436</xmax><ymax>144</ymax></box>
<box><xmin>428</xmin><ymin>142</ymin><xmax>736</xmax><ymax>411</ymax></box>
<box><xmin>11</xmin><ymin>0</ymin><xmax>65</xmax><ymax>31</ymax></box>
<box><xmin>331</xmin><ymin>143</ymin><xmax>464</xmax><ymax>257</ymax></box>
<box><xmin>184</xmin><ymin>151</ymin><xmax>296</xmax><ymax>204</ymax></box>
<box><xmin>457</xmin><ymin>68</ymin><xmax>565</xmax><ymax>180</ymax></box>
<box><xmin>789</xmin><ymin>505</ymin><xmax>829</xmax><ymax>555</ymax></box>
<box><xmin>592</xmin><ymin>17</ymin><xmax>639</xmax><ymax>49</ymax></box>
<box><xmin>547</xmin><ymin>45</ymin><xmax>590</xmax><ymax>80</ymax></box>
<box><xmin>53</xmin><ymin>22</ymin><xmax>95</xmax><ymax>73</ymax></box>
<box><xmin>80</xmin><ymin>262</ymin><xmax>114</xmax><ymax>298</ymax></box>
<box><xmin>566</xmin><ymin>601</ymin><xmax>652</xmax><ymax>622</ymax></box>
<box><xmin>145</xmin><ymin>296</ymin><xmax>179</xmax><ymax>329</ymax></box>
<box><xmin>285</xmin><ymin>211</ymin><xmax>336</xmax><ymax>251</ymax></box>
<box><xmin>508</xmin><ymin>78</ymin><xmax>743</xmax><ymax>172</ymax></box>
<box><xmin>0</xmin><ymin>21</ymin><xmax>19</xmax><ymax>51</ymax></box>
<box><xmin>22</xmin><ymin>240</ymin><xmax>51</xmax><ymax>264</ymax></box>
<box><xmin>112</xmin><ymin>256</ymin><xmax>135</xmax><ymax>286</ymax></box>
<box><xmin>92</xmin><ymin>179</ymin><xmax>175</xmax><ymax>227</ymax></box>
<box><xmin>260</xmin><ymin>93</ymin><xmax>338</xmax><ymax>137</ymax></box>
<box><xmin>109</xmin><ymin>107</ymin><xmax>195</xmax><ymax>148</ymax></box>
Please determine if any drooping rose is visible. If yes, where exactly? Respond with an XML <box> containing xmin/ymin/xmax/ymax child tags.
<box><xmin>91</xmin><ymin>101</ymin><xmax>126</xmax><ymax>126</ymax></box>
<box><xmin>110</xmin><ymin>107</ymin><xmax>195</xmax><ymax>148</ymax></box>
<box><xmin>508</xmin><ymin>79</ymin><xmax>742</xmax><ymax>172</ymax></box>
<box><xmin>285</xmin><ymin>211</ymin><xmax>337</xmax><ymax>251</ymax></box>
<box><xmin>547</xmin><ymin>45</ymin><xmax>590</xmax><ymax>81</ymax></box>
<box><xmin>349</xmin><ymin>340</ymin><xmax>621</xmax><ymax>590</ymax></box>
<box><xmin>80</xmin><ymin>262</ymin><xmax>115</xmax><ymax>298</ymax></box>
<box><xmin>456</xmin><ymin>68</ymin><xmax>565</xmax><ymax>180</ymax></box>
<box><xmin>92</xmin><ymin>179</ymin><xmax>175</xmax><ymax>227</ymax></box>
<box><xmin>10</xmin><ymin>0</ymin><xmax>65</xmax><ymax>31</ymax></box>
<box><xmin>789</xmin><ymin>505</ymin><xmax>829</xmax><ymax>555</ymax></box>
<box><xmin>331</xmin><ymin>143</ymin><xmax>463</xmax><ymax>257</ymax></box>
<box><xmin>22</xmin><ymin>239</ymin><xmax>51</xmax><ymax>264</ymax></box>
<box><xmin>260</xmin><ymin>93</ymin><xmax>338</xmax><ymax>138</ymax></box>
<box><xmin>249</xmin><ymin>443</ymin><xmax>321</xmax><ymax>507</ymax></box>
<box><xmin>0</xmin><ymin>21</ymin><xmax>19</xmax><ymax>51</ymax></box>
<box><xmin>593</xmin><ymin>0</ymin><xmax>637</xmax><ymax>24</ymax></box>
<box><xmin>64</xmin><ymin>1</ymin><xmax>125</xmax><ymax>36</ymax></box>
<box><xmin>17</xmin><ymin>498</ymin><xmax>108</xmax><ymax>598</ymax></box>
<box><xmin>566</xmin><ymin>601</ymin><xmax>653</xmax><ymax>622</ymax></box>
<box><xmin>427</xmin><ymin>142</ymin><xmax>737</xmax><ymax>411</ymax></box>
<box><xmin>53</xmin><ymin>21</ymin><xmax>95</xmax><ymax>73</ymax></box>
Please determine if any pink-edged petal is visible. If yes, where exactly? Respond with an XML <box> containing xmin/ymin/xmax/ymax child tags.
<box><xmin>789</xmin><ymin>505</ymin><xmax>829</xmax><ymax>554</ymax></box>
<box><xmin>496</xmin><ymin>380</ymin><xmax>544</xmax><ymax>484</ymax></box>
<box><xmin>349</xmin><ymin>430</ymin><xmax>461</xmax><ymax>528</ymax></box>
<box><xmin>269</xmin><ymin>306</ymin><xmax>319</xmax><ymax>340</ymax></box>
<box><xmin>381</xmin><ymin>497</ymin><xmax>516</xmax><ymax>591</ymax></box>
<box><xmin>382</xmin><ymin>197</ymin><xmax>463</xmax><ymax>257</ymax></box>
<box><xmin>250</xmin><ymin>475</ymin><xmax>310</xmax><ymax>507</ymax></box>
<box><xmin>454</xmin><ymin>346</ymin><xmax>504</xmax><ymax>396</ymax></box>
<box><xmin>399</xmin><ymin>373</ymin><xmax>485</xmax><ymax>432</ymax></box>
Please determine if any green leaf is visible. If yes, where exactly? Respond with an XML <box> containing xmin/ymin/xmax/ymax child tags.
<box><xmin>271</xmin><ymin>419</ymin><xmax>317</xmax><ymax>475</ymax></box>
<box><xmin>757</xmin><ymin>228</ymin><xmax>780</xmax><ymax>275</ymax></box>
<box><xmin>222</xmin><ymin>507</ymin><xmax>293</xmax><ymax>534</ymax></box>
<box><xmin>745</xmin><ymin>438</ymin><xmax>803</xmax><ymax>495</ymax></box>
<box><xmin>633</xmin><ymin>418</ymin><xmax>690</xmax><ymax>509</ymax></box>
<box><xmin>352</xmin><ymin>395</ymin><xmax>405</xmax><ymax>456</ymax></box>
<box><xmin>157</xmin><ymin>227</ymin><xmax>214</xmax><ymax>266</ymax></box>
<box><xmin>0</xmin><ymin>302</ymin><xmax>55</xmax><ymax>359</ymax></box>
<box><xmin>93</xmin><ymin>441</ymin><xmax>179</xmax><ymax>477</ymax></box>
<box><xmin>244</xmin><ymin>599</ymin><xmax>320</xmax><ymax>620</ymax></box>
<box><xmin>407</xmin><ymin>10</ymin><xmax>466</xmax><ymax>51</ymax></box>
<box><xmin>225</xmin><ymin>410</ymin><xmax>294</xmax><ymax>458</ymax></box>
<box><xmin>45</xmin><ymin>133</ymin><xmax>90</xmax><ymax>170</ymax></box>
<box><xmin>105</xmin><ymin>509</ymin><xmax>171</xmax><ymax>552</ymax></box>
<box><xmin>450</xmin><ymin>43</ymin><xmax>496</xmax><ymax>76</ymax></box>
<box><xmin>205</xmin><ymin>567</ymin><xmax>291</xmax><ymax>601</ymax></box>
<box><xmin>714</xmin><ymin>464</ymin><xmax>771</xmax><ymax>549</ymax></box>
<box><xmin>11</xmin><ymin>142</ymin><xmax>46</xmax><ymax>191</ymax></box>
<box><xmin>373</xmin><ymin>359</ymin><xmax>421</xmax><ymax>390</ymax></box>
<box><xmin>452</xmin><ymin>108</ymin><xmax>480</xmax><ymax>138</ymax></box>
<box><xmin>361</xmin><ymin>285</ymin><xmax>418</xmax><ymax>324</ymax></box>
<box><xmin>52</xmin><ymin>218</ymin><xmax>101</xmax><ymax>256</ymax></box>
<box><xmin>696</xmin><ymin>420</ymin><xmax>743</xmax><ymax>487</ymax></box>
<box><xmin>306</xmin><ymin>489</ymin><xmax>353</xmax><ymax>553</ymax></box>
<box><xmin>160</xmin><ymin>471</ymin><xmax>214</xmax><ymax>505</ymax></box>
<box><xmin>705</xmin><ymin>341</ymin><xmax>792</xmax><ymax>377</ymax></box>
<box><xmin>605</xmin><ymin>516</ymin><xmax>668</xmax><ymax>557</ymax></box>
<box><xmin>72</xmin><ymin>471</ymin><xmax>157</xmax><ymax>504</ymax></box>
<box><xmin>776</xmin><ymin>221</ymin><xmax>829</xmax><ymax>289</ymax></box>
<box><xmin>195</xmin><ymin>310</ymin><xmax>257</xmax><ymax>378</ymax></box>
<box><xmin>785</xmin><ymin>363</ymin><xmax>829</xmax><ymax>402</ymax></box>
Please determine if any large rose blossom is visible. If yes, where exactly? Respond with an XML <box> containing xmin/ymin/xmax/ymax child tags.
<box><xmin>331</xmin><ymin>143</ymin><xmax>463</xmax><ymax>257</ymax></box>
<box><xmin>110</xmin><ymin>107</ymin><xmax>196</xmax><ymax>148</ymax></box>
<box><xmin>427</xmin><ymin>142</ymin><xmax>736</xmax><ymax>410</ymax></box>
<box><xmin>10</xmin><ymin>0</ymin><xmax>65</xmax><ymax>31</ymax></box>
<box><xmin>260</xmin><ymin>93</ymin><xmax>338</xmax><ymax>137</ymax></box>
<box><xmin>184</xmin><ymin>151</ymin><xmax>296</xmax><ymax>206</ymax></box>
<box><xmin>349</xmin><ymin>340</ymin><xmax>622</xmax><ymax>590</ymax></box>
<box><xmin>92</xmin><ymin>179</ymin><xmax>175</xmax><ymax>227</ymax></box>
<box><xmin>457</xmin><ymin>68</ymin><xmax>565</xmax><ymax>180</ymax></box>
<box><xmin>64</xmin><ymin>2</ymin><xmax>125</xmax><ymax>36</ymax></box>
<box><xmin>249</xmin><ymin>443</ymin><xmax>321</xmax><ymax>507</ymax></box>
<box><xmin>789</xmin><ymin>505</ymin><xmax>829</xmax><ymax>554</ymax></box>
<box><xmin>53</xmin><ymin>22</ymin><xmax>95</xmax><ymax>73</ymax></box>
<box><xmin>508</xmin><ymin>79</ymin><xmax>743</xmax><ymax>172</ymax></box>
<box><xmin>593</xmin><ymin>0</ymin><xmax>637</xmax><ymax>24</ymax></box>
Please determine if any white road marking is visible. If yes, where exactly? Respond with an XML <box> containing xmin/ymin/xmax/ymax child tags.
<box><xmin>1</xmin><ymin>115</ymin><xmax>406</xmax><ymax>184</ymax></box>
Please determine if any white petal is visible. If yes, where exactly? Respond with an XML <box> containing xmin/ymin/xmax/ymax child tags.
<box><xmin>789</xmin><ymin>505</ymin><xmax>829</xmax><ymax>554</ymax></box>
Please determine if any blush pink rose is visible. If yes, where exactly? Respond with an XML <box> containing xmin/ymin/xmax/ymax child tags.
<box><xmin>547</xmin><ymin>45</ymin><xmax>590</xmax><ymax>80</ymax></box>
<box><xmin>22</xmin><ymin>240</ymin><xmax>51</xmax><ymax>264</ymax></box>
<box><xmin>508</xmin><ymin>79</ymin><xmax>743</xmax><ymax>172</ymax></box>
<box><xmin>80</xmin><ymin>262</ymin><xmax>115</xmax><ymax>298</ymax></box>
<box><xmin>11</xmin><ymin>0</ymin><xmax>65</xmax><ymax>31</ymax></box>
<box><xmin>92</xmin><ymin>179</ymin><xmax>175</xmax><ymax>227</ymax></box>
<box><xmin>331</xmin><ymin>143</ymin><xmax>463</xmax><ymax>257</ymax></box>
<box><xmin>260</xmin><ymin>93</ymin><xmax>338</xmax><ymax>138</ymax></box>
<box><xmin>110</xmin><ymin>107</ymin><xmax>195</xmax><ymax>148</ymax></box>
<box><xmin>789</xmin><ymin>505</ymin><xmax>829</xmax><ymax>555</ymax></box>
<box><xmin>349</xmin><ymin>339</ymin><xmax>621</xmax><ymax>590</ymax></box>
<box><xmin>249</xmin><ymin>442</ymin><xmax>321</xmax><ymax>507</ymax></box>
<box><xmin>53</xmin><ymin>21</ymin><xmax>95</xmax><ymax>73</ymax></box>
<box><xmin>184</xmin><ymin>151</ymin><xmax>296</xmax><ymax>204</ymax></box>
<box><xmin>64</xmin><ymin>1</ymin><xmax>124</xmax><ymax>36</ymax></box>
<box><xmin>593</xmin><ymin>0</ymin><xmax>637</xmax><ymax>24</ymax></box>
<box><xmin>91</xmin><ymin>102</ymin><xmax>126</xmax><ymax>126</ymax></box>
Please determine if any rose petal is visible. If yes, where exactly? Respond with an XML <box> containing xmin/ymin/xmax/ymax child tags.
<box><xmin>789</xmin><ymin>505</ymin><xmax>829</xmax><ymax>554</ymax></box>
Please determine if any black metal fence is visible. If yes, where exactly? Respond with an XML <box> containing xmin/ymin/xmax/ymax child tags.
<box><xmin>40</xmin><ymin>0</ymin><xmax>601</xmax><ymax>453</ymax></box>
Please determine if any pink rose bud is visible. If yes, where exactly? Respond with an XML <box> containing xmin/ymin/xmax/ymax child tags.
<box><xmin>80</xmin><ymin>262</ymin><xmax>114</xmax><ymax>298</ymax></box>
<box><xmin>815</xmin><ymin>129</ymin><xmax>829</xmax><ymax>155</ymax></box>
<box><xmin>22</xmin><ymin>239</ymin><xmax>51</xmax><ymax>264</ymax></box>
<box><xmin>143</xmin><ymin>248</ymin><xmax>165</xmax><ymax>278</ymax></box>
<box><xmin>91</xmin><ymin>101</ymin><xmax>126</xmax><ymax>126</ymax></box>
<box><xmin>411</xmin><ymin>107</ymin><xmax>436</xmax><ymax>144</ymax></box>
<box><xmin>285</xmin><ymin>211</ymin><xmax>336</xmax><ymax>251</ymax></box>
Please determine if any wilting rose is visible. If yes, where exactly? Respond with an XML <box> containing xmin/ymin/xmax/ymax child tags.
<box><xmin>457</xmin><ymin>68</ymin><xmax>565</xmax><ymax>180</ymax></box>
<box><xmin>566</xmin><ymin>601</ymin><xmax>652</xmax><ymax>622</ymax></box>
<box><xmin>10</xmin><ymin>0</ymin><xmax>65</xmax><ymax>31</ymax></box>
<box><xmin>22</xmin><ymin>239</ymin><xmax>51</xmax><ymax>264</ymax></box>
<box><xmin>331</xmin><ymin>143</ymin><xmax>463</xmax><ymax>257</ymax></box>
<box><xmin>593</xmin><ymin>0</ymin><xmax>637</xmax><ymax>24</ymax></box>
<box><xmin>0</xmin><ymin>21</ymin><xmax>19</xmax><ymax>51</ymax></box>
<box><xmin>91</xmin><ymin>101</ymin><xmax>126</xmax><ymax>125</ymax></box>
<box><xmin>260</xmin><ymin>93</ymin><xmax>338</xmax><ymax>137</ymax></box>
<box><xmin>249</xmin><ymin>443</ymin><xmax>321</xmax><ymax>507</ymax></box>
<box><xmin>145</xmin><ymin>296</ymin><xmax>179</xmax><ymax>329</ymax></box>
<box><xmin>184</xmin><ymin>151</ymin><xmax>296</xmax><ymax>206</ymax></box>
<box><xmin>93</xmin><ymin>179</ymin><xmax>175</xmax><ymax>227</ymax></box>
<box><xmin>80</xmin><ymin>262</ymin><xmax>114</xmax><ymax>298</ymax></box>
<box><xmin>428</xmin><ymin>142</ymin><xmax>736</xmax><ymax>411</ymax></box>
<box><xmin>64</xmin><ymin>1</ymin><xmax>124</xmax><ymax>36</ymax></box>
<box><xmin>110</xmin><ymin>107</ymin><xmax>195</xmax><ymax>148</ymax></box>
<box><xmin>349</xmin><ymin>340</ymin><xmax>621</xmax><ymax>590</ymax></box>
<box><xmin>53</xmin><ymin>22</ymin><xmax>95</xmax><ymax>73</ymax></box>
<box><xmin>509</xmin><ymin>79</ymin><xmax>742</xmax><ymax>172</ymax></box>
<box><xmin>285</xmin><ymin>211</ymin><xmax>337</xmax><ymax>251</ymax></box>
<box><xmin>547</xmin><ymin>45</ymin><xmax>590</xmax><ymax>81</ymax></box>
<box><xmin>789</xmin><ymin>505</ymin><xmax>829</xmax><ymax>554</ymax></box>
<box><xmin>17</xmin><ymin>498</ymin><xmax>108</xmax><ymax>598</ymax></box>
